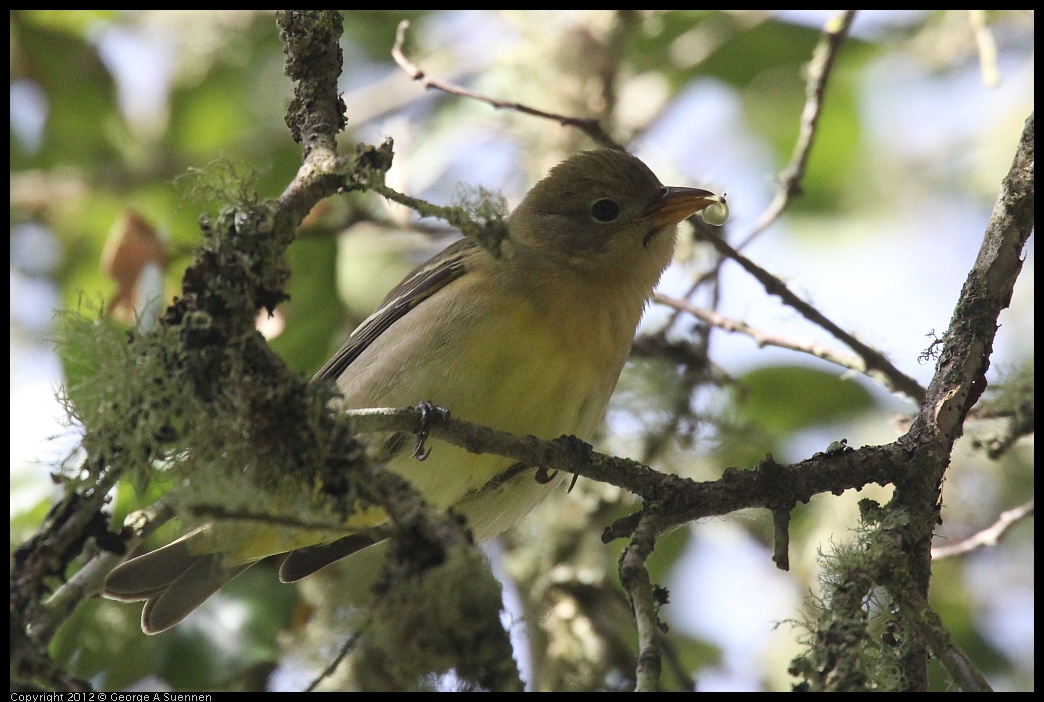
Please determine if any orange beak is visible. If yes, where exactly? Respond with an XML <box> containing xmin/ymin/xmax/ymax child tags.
<box><xmin>642</xmin><ymin>187</ymin><xmax>724</xmax><ymax>229</ymax></box>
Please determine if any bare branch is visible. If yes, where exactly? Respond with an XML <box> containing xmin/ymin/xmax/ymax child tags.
<box><xmin>966</xmin><ymin>10</ymin><xmax>1001</xmax><ymax>88</ymax></box>
<box><xmin>655</xmin><ymin>292</ymin><xmax>903</xmax><ymax>393</ymax></box>
<box><xmin>619</xmin><ymin>514</ymin><xmax>664</xmax><ymax>691</ymax></box>
<box><xmin>736</xmin><ymin>10</ymin><xmax>857</xmax><ymax>250</ymax></box>
<box><xmin>932</xmin><ymin>499</ymin><xmax>1035</xmax><ymax>560</ymax></box>
<box><xmin>666</xmin><ymin>11</ymin><xmax>857</xmax><ymax>338</ymax></box>
<box><xmin>691</xmin><ymin>233</ymin><xmax>927</xmax><ymax>403</ymax></box>
<box><xmin>392</xmin><ymin>19</ymin><xmax>623</xmax><ymax>150</ymax></box>
<box><xmin>306</xmin><ymin>626</ymin><xmax>369</xmax><ymax>692</ymax></box>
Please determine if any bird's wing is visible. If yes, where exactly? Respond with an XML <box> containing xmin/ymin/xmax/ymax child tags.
<box><xmin>313</xmin><ymin>237</ymin><xmax>478</xmax><ymax>382</ymax></box>
<box><xmin>276</xmin><ymin>238</ymin><xmax>479</xmax><ymax>579</ymax></box>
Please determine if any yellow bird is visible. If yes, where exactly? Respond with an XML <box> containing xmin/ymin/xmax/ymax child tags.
<box><xmin>104</xmin><ymin>149</ymin><xmax>727</xmax><ymax>633</ymax></box>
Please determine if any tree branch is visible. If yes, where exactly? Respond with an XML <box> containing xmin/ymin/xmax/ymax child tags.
<box><xmin>619</xmin><ymin>513</ymin><xmax>666</xmax><ymax>691</ymax></box>
<box><xmin>654</xmin><ymin>292</ymin><xmax>914</xmax><ymax>398</ymax></box>
<box><xmin>736</xmin><ymin>10</ymin><xmax>857</xmax><ymax>249</ymax></box>
<box><xmin>392</xmin><ymin>19</ymin><xmax>623</xmax><ymax>150</ymax></box>
<box><xmin>690</xmin><ymin>233</ymin><xmax>927</xmax><ymax>404</ymax></box>
<box><xmin>666</xmin><ymin>9</ymin><xmax>857</xmax><ymax>331</ymax></box>
<box><xmin>931</xmin><ymin>499</ymin><xmax>1035</xmax><ymax>559</ymax></box>
<box><xmin>338</xmin><ymin>406</ymin><xmax>904</xmax><ymax>539</ymax></box>
<box><xmin>886</xmin><ymin>110</ymin><xmax>1033</xmax><ymax>690</ymax></box>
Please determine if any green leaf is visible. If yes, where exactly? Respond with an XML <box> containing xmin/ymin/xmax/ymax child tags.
<box><xmin>734</xmin><ymin>365</ymin><xmax>873</xmax><ymax>434</ymax></box>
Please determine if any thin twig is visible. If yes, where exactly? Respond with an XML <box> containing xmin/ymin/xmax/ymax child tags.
<box><xmin>306</xmin><ymin>623</ymin><xmax>369</xmax><ymax>692</ymax></box>
<box><xmin>30</xmin><ymin>500</ymin><xmax>175</xmax><ymax>643</ymax></box>
<box><xmin>392</xmin><ymin>19</ymin><xmax>623</xmax><ymax>150</ymax></box>
<box><xmin>667</xmin><ymin>10</ymin><xmax>856</xmax><ymax>328</ymax></box>
<box><xmin>688</xmin><ymin>235</ymin><xmax>927</xmax><ymax>404</ymax></box>
<box><xmin>367</xmin><ymin>179</ymin><xmax>511</xmax><ymax>257</ymax></box>
<box><xmin>658</xmin><ymin>634</ymin><xmax>698</xmax><ymax>691</ymax></box>
<box><xmin>932</xmin><ymin>499</ymin><xmax>1035</xmax><ymax>559</ymax></box>
<box><xmin>736</xmin><ymin>9</ymin><xmax>857</xmax><ymax>250</ymax></box>
<box><xmin>655</xmin><ymin>292</ymin><xmax>909</xmax><ymax>394</ymax></box>
<box><xmin>966</xmin><ymin>10</ymin><xmax>1001</xmax><ymax>88</ymax></box>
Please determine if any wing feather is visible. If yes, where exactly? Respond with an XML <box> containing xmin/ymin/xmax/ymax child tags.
<box><xmin>313</xmin><ymin>237</ymin><xmax>477</xmax><ymax>382</ymax></box>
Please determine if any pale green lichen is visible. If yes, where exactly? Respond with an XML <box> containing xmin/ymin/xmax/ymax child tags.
<box><xmin>788</xmin><ymin>503</ymin><xmax>911</xmax><ymax>692</ymax></box>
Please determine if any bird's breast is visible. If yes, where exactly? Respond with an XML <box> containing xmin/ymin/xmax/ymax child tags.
<box><xmin>335</xmin><ymin>265</ymin><xmax>647</xmax><ymax>533</ymax></box>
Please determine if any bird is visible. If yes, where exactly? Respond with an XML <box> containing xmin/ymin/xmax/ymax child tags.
<box><xmin>103</xmin><ymin>148</ymin><xmax>728</xmax><ymax>634</ymax></box>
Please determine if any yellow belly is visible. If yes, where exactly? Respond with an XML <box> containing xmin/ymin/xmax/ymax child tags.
<box><xmin>336</xmin><ymin>270</ymin><xmax>634</xmax><ymax>539</ymax></box>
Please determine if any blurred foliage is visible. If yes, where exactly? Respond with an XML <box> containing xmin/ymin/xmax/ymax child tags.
<box><xmin>734</xmin><ymin>365</ymin><xmax>873</xmax><ymax>434</ymax></box>
<box><xmin>10</xmin><ymin>9</ymin><xmax>1033</xmax><ymax>692</ymax></box>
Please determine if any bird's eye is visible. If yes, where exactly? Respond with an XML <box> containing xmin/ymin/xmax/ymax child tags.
<box><xmin>591</xmin><ymin>198</ymin><xmax>621</xmax><ymax>222</ymax></box>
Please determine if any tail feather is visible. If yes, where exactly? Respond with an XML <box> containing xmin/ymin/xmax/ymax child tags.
<box><xmin>140</xmin><ymin>555</ymin><xmax>253</xmax><ymax>634</ymax></box>
<box><xmin>106</xmin><ymin>526</ymin><xmax>384</xmax><ymax>633</ymax></box>
<box><xmin>105</xmin><ymin>528</ymin><xmax>210</xmax><ymax>601</ymax></box>
<box><xmin>104</xmin><ymin>527</ymin><xmax>255</xmax><ymax>634</ymax></box>
<box><xmin>279</xmin><ymin>532</ymin><xmax>380</xmax><ymax>583</ymax></box>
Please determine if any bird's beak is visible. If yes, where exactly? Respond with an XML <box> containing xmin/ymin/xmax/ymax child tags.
<box><xmin>641</xmin><ymin>187</ymin><xmax>724</xmax><ymax>229</ymax></box>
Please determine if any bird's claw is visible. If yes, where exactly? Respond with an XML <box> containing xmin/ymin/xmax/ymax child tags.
<box><xmin>534</xmin><ymin>466</ymin><xmax>558</xmax><ymax>484</ymax></box>
<box><xmin>412</xmin><ymin>401</ymin><xmax>449</xmax><ymax>461</ymax></box>
<box><xmin>535</xmin><ymin>435</ymin><xmax>592</xmax><ymax>491</ymax></box>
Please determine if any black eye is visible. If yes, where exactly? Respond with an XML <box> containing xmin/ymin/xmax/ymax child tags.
<box><xmin>591</xmin><ymin>198</ymin><xmax>620</xmax><ymax>222</ymax></box>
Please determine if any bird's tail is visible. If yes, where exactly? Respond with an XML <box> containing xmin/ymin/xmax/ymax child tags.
<box><xmin>104</xmin><ymin>527</ymin><xmax>254</xmax><ymax>635</ymax></box>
